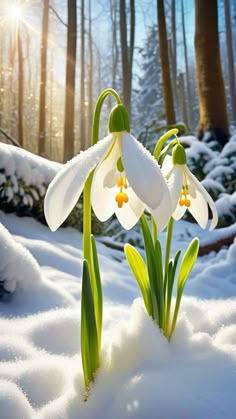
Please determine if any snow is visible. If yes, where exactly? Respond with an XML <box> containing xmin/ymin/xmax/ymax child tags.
<box><xmin>0</xmin><ymin>145</ymin><xmax>236</xmax><ymax>418</ymax></box>
<box><xmin>0</xmin><ymin>143</ymin><xmax>60</xmax><ymax>185</ymax></box>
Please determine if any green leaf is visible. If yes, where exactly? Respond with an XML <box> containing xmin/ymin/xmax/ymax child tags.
<box><xmin>154</xmin><ymin>240</ymin><xmax>164</xmax><ymax>328</ymax></box>
<box><xmin>139</xmin><ymin>215</ymin><xmax>159</xmax><ymax>322</ymax></box>
<box><xmin>81</xmin><ymin>260</ymin><xmax>99</xmax><ymax>391</ymax></box>
<box><xmin>91</xmin><ymin>235</ymin><xmax>103</xmax><ymax>352</ymax></box>
<box><xmin>177</xmin><ymin>238</ymin><xmax>199</xmax><ymax>292</ymax></box>
<box><xmin>169</xmin><ymin>238</ymin><xmax>199</xmax><ymax>340</ymax></box>
<box><xmin>164</xmin><ymin>250</ymin><xmax>181</xmax><ymax>334</ymax></box>
<box><xmin>125</xmin><ymin>243</ymin><xmax>152</xmax><ymax>316</ymax></box>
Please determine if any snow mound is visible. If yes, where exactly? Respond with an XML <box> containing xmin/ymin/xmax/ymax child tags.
<box><xmin>0</xmin><ymin>379</ymin><xmax>34</xmax><ymax>419</ymax></box>
<box><xmin>0</xmin><ymin>223</ymin><xmax>42</xmax><ymax>294</ymax></box>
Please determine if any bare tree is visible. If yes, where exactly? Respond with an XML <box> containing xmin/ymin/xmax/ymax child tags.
<box><xmin>38</xmin><ymin>0</ymin><xmax>49</xmax><ymax>156</ymax></box>
<box><xmin>63</xmin><ymin>0</ymin><xmax>77</xmax><ymax>161</ymax></box>
<box><xmin>195</xmin><ymin>0</ymin><xmax>229</xmax><ymax>145</ymax></box>
<box><xmin>0</xmin><ymin>33</ymin><xmax>4</xmax><ymax>127</ymax></box>
<box><xmin>119</xmin><ymin>0</ymin><xmax>135</xmax><ymax>115</ymax></box>
<box><xmin>79</xmin><ymin>0</ymin><xmax>86</xmax><ymax>151</ymax></box>
<box><xmin>87</xmin><ymin>0</ymin><xmax>93</xmax><ymax>147</ymax></box>
<box><xmin>181</xmin><ymin>0</ymin><xmax>194</xmax><ymax>128</ymax></box>
<box><xmin>17</xmin><ymin>27</ymin><xmax>24</xmax><ymax>146</ymax></box>
<box><xmin>110</xmin><ymin>0</ymin><xmax>119</xmax><ymax>90</ymax></box>
<box><xmin>224</xmin><ymin>0</ymin><xmax>236</xmax><ymax>121</ymax></box>
<box><xmin>157</xmin><ymin>0</ymin><xmax>176</xmax><ymax>124</ymax></box>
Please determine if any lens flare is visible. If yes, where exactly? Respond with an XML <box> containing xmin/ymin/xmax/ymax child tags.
<box><xmin>7</xmin><ymin>4</ymin><xmax>22</xmax><ymax>21</ymax></box>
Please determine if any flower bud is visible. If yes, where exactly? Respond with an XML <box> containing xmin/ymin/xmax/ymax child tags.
<box><xmin>108</xmin><ymin>104</ymin><xmax>130</xmax><ymax>133</ymax></box>
<box><xmin>172</xmin><ymin>144</ymin><xmax>186</xmax><ymax>165</ymax></box>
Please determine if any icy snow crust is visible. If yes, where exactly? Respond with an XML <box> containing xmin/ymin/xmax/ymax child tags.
<box><xmin>0</xmin><ymin>145</ymin><xmax>236</xmax><ymax>418</ymax></box>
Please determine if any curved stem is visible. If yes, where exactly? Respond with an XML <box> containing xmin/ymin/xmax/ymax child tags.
<box><xmin>83</xmin><ymin>88</ymin><xmax>121</xmax><ymax>263</ymax></box>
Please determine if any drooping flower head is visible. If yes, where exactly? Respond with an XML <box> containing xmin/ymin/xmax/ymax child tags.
<box><xmin>163</xmin><ymin>143</ymin><xmax>218</xmax><ymax>230</ymax></box>
<box><xmin>44</xmin><ymin>104</ymin><xmax>171</xmax><ymax>231</ymax></box>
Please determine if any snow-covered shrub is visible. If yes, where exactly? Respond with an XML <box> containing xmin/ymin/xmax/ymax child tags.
<box><xmin>182</xmin><ymin>134</ymin><xmax>236</xmax><ymax>227</ymax></box>
<box><xmin>0</xmin><ymin>143</ymin><xmax>103</xmax><ymax>233</ymax></box>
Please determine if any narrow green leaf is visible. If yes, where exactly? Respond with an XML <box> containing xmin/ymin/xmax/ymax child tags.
<box><xmin>154</xmin><ymin>239</ymin><xmax>164</xmax><ymax>328</ymax></box>
<box><xmin>139</xmin><ymin>215</ymin><xmax>159</xmax><ymax>322</ymax></box>
<box><xmin>91</xmin><ymin>235</ymin><xmax>103</xmax><ymax>352</ymax></box>
<box><xmin>81</xmin><ymin>260</ymin><xmax>99</xmax><ymax>390</ymax></box>
<box><xmin>125</xmin><ymin>243</ymin><xmax>152</xmax><ymax>316</ymax></box>
<box><xmin>153</xmin><ymin>128</ymin><xmax>179</xmax><ymax>160</ymax></box>
<box><xmin>178</xmin><ymin>238</ymin><xmax>199</xmax><ymax>292</ymax></box>
<box><xmin>164</xmin><ymin>250</ymin><xmax>181</xmax><ymax>334</ymax></box>
<box><xmin>169</xmin><ymin>238</ymin><xmax>199</xmax><ymax>340</ymax></box>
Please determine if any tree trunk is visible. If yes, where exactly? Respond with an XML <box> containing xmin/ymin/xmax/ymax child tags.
<box><xmin>17</xmin><ymin>28</ymin><xmax>24</xmax><ymax>147</ymax></box>
<box><xmin>79</xmin><ymin>0</ymin><xmax>86</xmax><ymax>151</ymax></box>
<box><xmin>63</xmin><ymin>0</ymin><xmax>77</xmax><ymax>162</ymax></box>
<box><xmin>181</xmin><ymin>0</ymin><xmax>194</xmax><ymax>128</ymax></box>
<box><xmin>87</xmin><ymin>0</ymin><xmax>93</xmax><ymax>148</ymax></box>
<box><xmin>111</xmin><ymin>0</ymin><xmax>119</xmax><ymax>90</ymax></box>
<box><xmin>178</xmin><ymin>72</ymin><xmax>188</xmax><ymax>127</ymax></box>
<box><xmin>0</xmin><ymin>33</ymin><xmax>4</xmax><ymax>127</ymax></box>
<box><xmin>224</xmin><ymin>0</ymin><xmax>236</xmax><ymax>122</ymax></box>
<box><xmin>194</xmin><ymin>0</ymin><xmax>229</xmax><ymax>146</ymax></box>
<box><xmin>119</xmin><ymin>0</ymin><xmax>135</xmax><ymax>115</ymax></box>
<box><xmin>157</xmin><ymin>0</ymin><xmax>176</xmax><ymax>125</ymax></box>
<box><xmin>38</xmin><ymin>0</ymin><xmax>49</xmax><ymax>156</ymax></box>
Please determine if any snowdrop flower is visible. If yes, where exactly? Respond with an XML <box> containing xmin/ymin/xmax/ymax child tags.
<box><xmin>163</xmin><ymin>144</ymin><xmax>218</xmax><ymax>230</ymax></box>
<box><xmin>44</xmin><ymin>105</ymin><xmax>171</xmax><ymax>231</ymax></box>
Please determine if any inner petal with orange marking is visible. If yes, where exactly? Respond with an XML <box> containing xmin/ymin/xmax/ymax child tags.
<box><xmin>115</xmin><ymin>157</ymin><xmax>129</xmax><ymax>208</ymax></box>
<box><xmin>179</xmin><ymin>184</ymin><xmax>191</xmax><ymax>207</ymax></box>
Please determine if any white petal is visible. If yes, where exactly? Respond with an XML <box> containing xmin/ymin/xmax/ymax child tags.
<box><xmin>162</xmin><ymin>155</ymin><xmax>173</xmax><ymax>178</ymax></box>
<box><xmin>188</xmin><ymin>184</ymin><xmax>208</xmax><ymax>229</ymax></box>
<box><xmin>115</xmin><ymin>187</ymin><xmax>145</xmax><ymax>230</ymax></box>
<box><xmin>44</xmin><ymin>135</ymin><xmax>113</xmax><ymax>231</ymax></box>
<box><xmin>172</xmin><ymin>204</ymin><xmax>186</xmax><ymax>221</ymax></box>
<box><xmin>91</xmin><ymin>136</ymin><xmax>120</xmax><ymax>222</ymax></box>
<box><xmin>103</xmin><ymin>169</ymin><xmax>118</xmax><ymax>188</ymax></box>
<box><xmin>185</xmin><ymin>166</ymin><xmax>218</xmax><ymax>230</ymax></box>
<box><xmin>167</xmin><ymin>165</ymin><xmax>183</xmax><ymax>212</ymax></box>
<box><xmin>150</xmin><ymin>186</ymin><xmax>172</xmax><ymax>232</ymax></box>
<box><xmin>122</xmin><ymin>132</ymin><xmax>166</xmax><ymax>209</ymax></box>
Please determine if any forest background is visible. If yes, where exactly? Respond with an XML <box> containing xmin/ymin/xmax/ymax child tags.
<box><xmin>0</xmin><ymin>0</ymin><xmax>235</xmax><ymax>158</ymax></box>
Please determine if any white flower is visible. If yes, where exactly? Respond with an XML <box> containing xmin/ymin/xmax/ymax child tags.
<box><xmin>44</xmin><ymin>131</ymin><xmax>171</xmax><ymax>231</ymax></box>
<box><xmin>163</xmin><ymin>145</ymin><xmax>218</xmax><ymax>230</ymax></box>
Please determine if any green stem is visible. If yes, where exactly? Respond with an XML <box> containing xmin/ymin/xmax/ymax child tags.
<box><xmin>83</xmin><ymin>88</ymin><xmax>122</xmax><ymax>262</ymax></box>
<box><xmin>151</xmin><ymin>215</ymin><xmax>158</xmax><ymax>243</ymax></box>
<box><xmin>164</xmin><ymin>217</ymin><xmax>174</xmax><ymax>279</ymax></box>
<box><xmin>163</xmin><ymin>217</ymin><xmax>174</xmax><ymax>332</ymax></box>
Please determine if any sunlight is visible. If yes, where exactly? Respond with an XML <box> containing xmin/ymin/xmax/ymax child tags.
<box><xmin>7</xmin><ymin>4</ymin><xmax>23</xmax><ymax>21</ymax></box>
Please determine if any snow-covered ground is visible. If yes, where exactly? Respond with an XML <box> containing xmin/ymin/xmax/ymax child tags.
<box><xmin>0</xmin><ymin>210</ymin><xmax>236</xmax><ymax>419</ymax></box>
<box><xmin>0</xmin><ymin>141</ymin><xmax>236</xmax><ymax>418</ymax></box>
